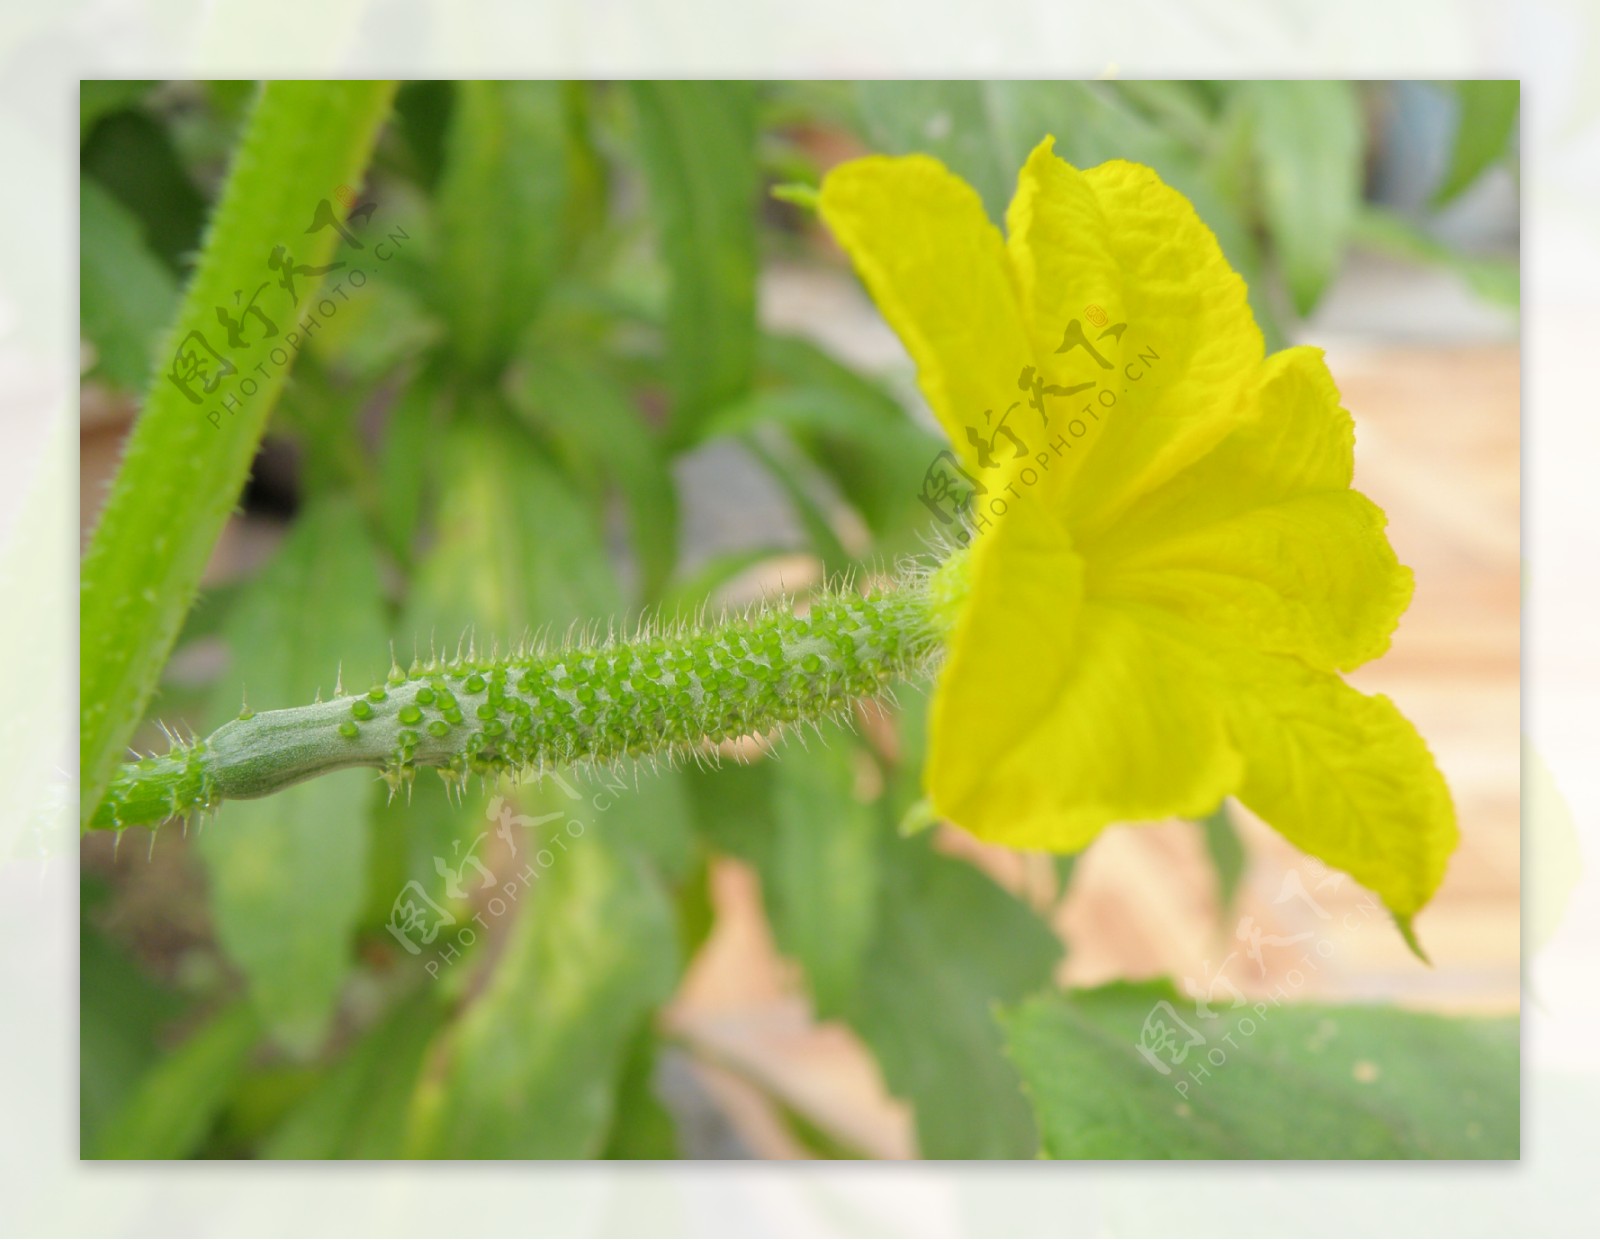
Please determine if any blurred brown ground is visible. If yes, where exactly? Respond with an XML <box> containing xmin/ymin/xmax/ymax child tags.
<box><xmin>662</xmin><ymin>340</ymin><xmax>1521</xmax><ymax>1159</ymax></box>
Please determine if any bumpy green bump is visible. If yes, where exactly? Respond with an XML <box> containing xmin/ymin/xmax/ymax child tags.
<box><xmin>398</xmin><ymin>705</ymin><xmax>423</xmax><ymax>725</ymax></box>
<box><xmin>351</xmin><ymin>699</ymin><xmax>374</xmax><ymax>720</ymax></box>
<box><xmin>338</xmin><ymin>721</ymin><xmax>360</xmax><ymax>739</ymax></box>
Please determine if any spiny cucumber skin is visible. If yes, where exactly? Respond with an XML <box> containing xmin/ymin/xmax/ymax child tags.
<box><xmin>90</xmin><ymin>584</ymin><xmax>943</xmax><ymax>831</ymax></box>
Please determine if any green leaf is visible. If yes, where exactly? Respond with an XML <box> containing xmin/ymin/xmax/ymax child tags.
<box><xmin>1433</xmin><ymin>81</ymin><xmax>1519</xmax><ymax>207</ymax></box>
<box><xmin>732</xmin><ymin>334</ymin><xmax>946</xmax><ymax>547</ymax></box>
<box><xmin>79</xmin><ymin>80</ymin><xmax>157</xmax><ymax>142</ymax></box>
<box><xmin>855</xmin><ymin>80</ymin><xmax>1204</xmax><ymax>223</ymax></box>
<box><xmin>767</xmin><ymin>724</ymin><xmax>881</xmax><ymax>1018</ymax></box>
<box><xmin>1051</xmin><ymin>852</ymin><xmax>1079</xmax><ymax>902</ymax></box>
<box><xmin>90</xmin><ymin>1002</ymin><xmax>261</xmax><ymax>1159</ymax></box>
<box><xmin>588</xmin><ymin>766</ymin><xmax>699</xmax><ymax>883</ymax></box>
<box><xmin>686</xmin><ymin>730</ymin><xmax>882</xmax><ymax>1019</ymax></box>
<box><xmin>261</xmin><ymin>991</ymin><xmax>447</xmax><ymax>1158</ymax></box>
<box><xmin>653</xmin><ymin>547</ymin><xmax>791</xmax><ymax>625</ymax></box>
<box><xmin>79</xmin><ymin>884</ymin><xmax>184</xmax><ymax>1150</ymax></box>
<box><xmin>1204</xmin><ymin>93</ymin><xmax>1291</xmax><ymax>350</ymax></box>
<box><xmin>1003</xmin><ymin>981</ymin><xmax>1519</xmax><ymax>1158</ymax></box>
<box><xmin>684</xmin><ymin>749</ymin><xmax>778</xmax><ymax>867</ymax></box>
<box><xmin>433</xmin><ymin>81</ymin><xmax>579</xmax><ymax>372</ymax></box>
<box><xmin>509</xmin><ymin>346</ymin><xmax>680</xmax><ymax>605</ymax></box>
<box><xmin>626</xmin><ymin>81</ymin><xmax>759</xmax><ymax>442</ymax></box>
<box><xmin>377</xmin><ymin>364</ymin><xmax>451</xmax><ymax>567</ymax></box>
<box><xmin>1352</xmin><ymin>205</ymin><xmax>1519</xmax><ymax>309</ymax></box>
<box><xmin>855</xmin><ymin>81</ymin><xmax>1021</xmax><ymax>223</ymax></box>
<box><xmin>80</xmin><ymin>177</ymin><xmax>178</xmax><ymax>392</ymax></box>
<box><xmin>1199</xmin><ymin>802</ymin><xmax>1247</xmax><ymax>913</ymax></box>
<box><xmin>80</xmin><ymin>80</ymin><xmax>397</xmax><ymax>828</ymax></box>
<box><xmin>601</xmin><ymin>1029</ymin><xmax>680</xmax><ymax>1159</ymax></box>
<box><xmin>407</xmin><ymin>828</ymin><xmax>679</xmax><ymax>1157</ymax></box>
<box><xmin>198</xmin><ymin>497</ymin><xmax>389</xmax><ymax>1054</ymax></box>
<box><xmin>404</xmin><ymin>395</ymin><xmax>622</xmax><ymax>644</ymax></box>
<box><xmin>1240</xmin><ymin>80</ymin><xmax>1364</xmax><ymax>315</ymax></box>
<box><xmin>80</xmin><ymin>107</ymin><xmax>209</xmax><ymax>272</ymax></box>
<box><xmin>743</xmin><ymin>432</ymin><xmax>854</xmax><ymax>576</ymax></box>
<box><xmin>847</xmin><ymin>834</ymin><xmax>1063</xmax><ymax>1159</ymax></box>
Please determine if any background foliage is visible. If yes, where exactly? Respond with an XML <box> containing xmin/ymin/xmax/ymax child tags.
<box><xmin>80</xmin><ymin>79</ymin><xmax>1518</xmax><ymax>1159</ymax></box>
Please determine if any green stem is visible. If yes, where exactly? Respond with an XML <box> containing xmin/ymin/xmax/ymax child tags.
<box><xmin>79</xmin><ymin>82</ymin><xmax>398</xmax><ymax>828</ymax></box>
<box><xmin>90</xmin><ymin>572</ymin><xmax>958</xmax><ymax>831</ymax></box>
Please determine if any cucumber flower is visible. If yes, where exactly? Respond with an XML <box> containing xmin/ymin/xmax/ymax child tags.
<box><xmin>818</xmin><ymin>138</ymin><xmax>1456</xmax><ymax>948</ymax></box>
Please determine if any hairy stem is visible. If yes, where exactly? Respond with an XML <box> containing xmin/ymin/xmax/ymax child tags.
<box><xmin>80</xmin><ymin>81</ymin><xmax>398</xmax><ymax>828</ymax></box>
<box><xmin>90</xmin><ymin>571</ymin><xmax>959</xmax><ymax>831</ymax></box>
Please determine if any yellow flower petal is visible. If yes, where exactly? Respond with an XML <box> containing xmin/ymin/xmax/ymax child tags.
<box><xmin>927</xmin><ymin>502</ymin><xmax>1244</xmax><ymax>851</ymax></box>
<box><xmin>1216</xmin><ymin>643</ymin><xmax>1458</xmax><ymax>923</ymax></box>
<box><xmin>1090</xmin><ymin>347</ymin><xmax>1415</xmax><ymax>672</ymax></box>
<box><xmin>1005</xmin><ymin>141</ymin><xmax>1264</xmax><ymax>538</ymax></box>
<box><xmin>818</xmin><ymin>155</ymin><xmax>1036</xmax><ymax>475</ymax></box>
<box><xmin>816</xmin><ymin>144</ymin><xmax>1458</xmax><ymax>938</ymax></box>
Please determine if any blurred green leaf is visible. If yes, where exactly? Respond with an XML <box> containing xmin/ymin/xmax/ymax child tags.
<box><xmin>1051</xmin><ymin>853</ymin><xmax>1079</xmax><ymax>902</ymax></box>
<box><xmin>743</xmin><ymin>432</ymin><xmax>854</xmax><ymax>576</ymax></box>
<box><xmin>510</xmin><ymin>347</ymin><xmax>679</xmax><ymax>605</ymax></box>
<box><xmin>391</xmin><ymin>80</ymin><xmax>455</xmax><ymax>191</ymax></box>
<box><xmin>1003</xmin><ymin>981</ymin><xmax>1519</xmax><ymax>1158</ymax></box>
<box><xmin>588</xmin><ymin>766</ymin><xmax>699</xmax><ymax>883</ymax></box>
<box><xmin>1240</xmin><ymin>80</ymin><xmax>1364</xmax><ymax>316</ymax></box>
<box><xmin>771</xmin><ymin>1099</ymin><xmax>872</xmax><ymax>1160</ymax></box>
<box><xmin>434</xmin><ymin>81</ymin><xmax>578</xmax><ymax>372</ymax></box>
<box><xmin>856</xmin><ymin>81</ymin><xmax>1020</xmax><ymax>222</ymax></box>
<box><xmin>768</xmin><ymin>724</ymin><xmax>881</xmax><ymax>1018</ymax></box>
<box><xmin>80</xmin><ymin>108</ymin><xmax>209</xmax><ymax>273</ymax></box>
<box><xmin>601</xmin><ymin>1030</ymin><xmax>680</xmax><ymax>1159</ymax></box>
<box><xmin>1199</xmin><ymin>802</ymin><xmax>1247</xmax><ymax>913</ymax></box>
<box><xmin>1110</xmin><ymin>80</ymin><xmax>1221</xmax><ymax>150</ymax></box>
<box><xmin>1353</xmin><ymin>205</ymin><xmax>1519</xmax><ymax>309</ymax></box>
<box><xmin>654</xmin><ymin>547</ymin><xmax>790</xmax><ymax>625</ymax></box>
<box><xmin>626</xmin><ymin>81</ymin><xmax>759</xmax><ymax>443</ymax></box>
<box><xmin>846</xmin><ymin>834</ymin><xmax>1062</xmax><ymax>1158</ymax></box>
<box><xmin>79</xmin><ymin>888</ymin><xmax>184</xmax><ymax>1150</ymax></box>
<box><xmin>747</xmin><ymin>333</ymin><xmax>947</xmax><ymax>545</ymax></box>
<box><xmin>405</xmin><ymin>395</ymin><xmax>622</xmax><ymax>644</ymax></box>
<box><xmin>683</xmin><ymin>739</ymin><xmax>1063</xmax><ymax>1157</ymax></box>
<box><xmin>305</xmin><ymin>269</ymin><xmax>440</xmax><ymax>385</ymax></box>
<box><xmin>1433</xmin><ymin>81</ymin><xmax>1519</xmax><ymax>207</ymax></box>
<box><xmin>80</xmin><ymin>177</ymin><xmax>178</xmax><ymax>392</ymax></box>
<box><xmin>198</xmin><ymin>497</ymin><xmax>389</xmax><ymax>1055</ymax></box>
<box><xmin>377</xmin><ymin>365</ymin><xmax>451</xmax><ymax>568</ymax></box>
<box><xmin>90</xmin><ymin>1002</ymin><xmax>260</xmax><ymax>1159</ymax></box>
<box><xmin>262</xmin><ymin>991</ymin><xmax>447</xmax><ymax>1158</ymax></box>
<box><xmin>79</xmin><ymin>80</ymin><xmax>157</xmax><ymax>141</ymax></box>
<box><xmin>684</xmin><ymin>749</ymin><xmax>778</xmax><ymax>867</ymax></box>
<box><xmin>408</xmin><ymin>828</ymin><xmax>679</xmax><ymax>1157</ymax></box>
<box><xmin>1203</xmin><ymin>95</ymin><xmax>1291</xmax><ymax>350</ymax></box>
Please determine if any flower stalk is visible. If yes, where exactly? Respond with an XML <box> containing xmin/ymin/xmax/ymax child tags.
<box><xmin>90</xmin><ymin>569</ymin><xmax>958</xmax><ymax>831</ymax></box>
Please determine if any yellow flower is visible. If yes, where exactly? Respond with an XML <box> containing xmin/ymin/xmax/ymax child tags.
<box><xmin>819</xmin><ymin>138</ymin><xmax>1457</xmax><ymax>949</ymax></box>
